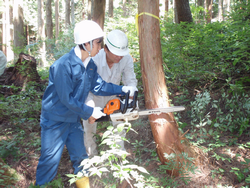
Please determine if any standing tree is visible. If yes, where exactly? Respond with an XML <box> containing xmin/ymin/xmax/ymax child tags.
<box><xmin>206</xmin><ymin>0</ymin><xmax>213</xmax><ymax>23</ymax></box>
<box><xmin>3</xmin><ymin>0</ymin><xmax>14</xmax><ymax>61</ymax></box>
<box><xmin>65</xmin><ymin>0</ymin><xmax>71</xmax><ymax>28</ymax></box>
<box><xmin>55</xmin><ymin>0</ymin><xmax>59</xmax><ymax>39</ymax></box>
<box><xmin>109</xmin><ymin>0</ymin><xmax>113</xmax><ymax>18</ymax></box>
<box><xmin>219</xmin><ymin>0</ymin><xmax>224</xmax><ymax>21</ymax></box>
<box><xmin>13</xmin><ymin>0</ymin><xmax>25</xmax><ymax>57</ymax></box>
<box><xmin>137</xmin><ymin>0</ymin><xmax>185</xmax><ymax>176</ymax></box>
<box><xmin>175</xmin><ymin>0</ymin><xmax>193</xmax><ymax>23</ymax></box>
<box><xmin>71</xmin><ymin>0</ymin><xmax>75</xmax><ymax>24</ymax></box>
<box><xmin>46</xmin><ymin>0</ymin><xmax>53</xmax><ymax>41</ymax></box>
<box><xmin>92</xmin><ymin>0</ymin><xmax>106</xmax><ymax>29</ymax></box>
<box><xmin>37</xmin><ymin>0</ymin><xmax>47</xmax><ymax>66</ymax></box>
<box><xmin>87</xmin><ymin>0</ymin><xmax>92</xmax><ymax>20</ymax></box>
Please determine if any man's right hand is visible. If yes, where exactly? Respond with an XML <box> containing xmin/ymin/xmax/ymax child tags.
<box><xmin>91</xmin><ymin>107</ymin><xmax>106</xmax><ymax>119</ymax></box>
<box><xmin>88</xmin><ymin>116</ymin><xmax>96</xmax><ymax>124</ymax></box>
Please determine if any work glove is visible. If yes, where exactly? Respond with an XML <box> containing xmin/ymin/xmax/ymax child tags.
<box><xmin>92</xmin><ymin>107</ymin><xmax>106</xmax><ymax>119</ymax></box>
<box><xmin>122</xmin><ymin>86</ymin><xmax>138</xmax><ymax>97</ymax></box>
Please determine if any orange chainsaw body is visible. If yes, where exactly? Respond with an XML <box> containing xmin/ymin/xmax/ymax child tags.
<box><xmin>103</xmin><ymin>98</ymin><xmax>120</xmax><ymax>115</ymax></box>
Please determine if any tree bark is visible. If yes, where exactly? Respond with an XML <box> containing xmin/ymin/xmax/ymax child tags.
<box><xmin>206</xmin><ymin>0</ymin><xmax>213</xmax><ymax>23</ymax></box>
<box><xmin>87</xmin><ymin>0</ymin><xmax>92</xmax><ymax>20</ymax></box>
<box><xmin>175</xmin><ymin>0</ymin><xmax>193</xmax><ymax>23</ymax></box>
<box><xmin>138</xmin><ymin>0</ymin><xmax>184</xmax><ymax>176</ymax></box>
<box><xmin>173</xmin><ymin>0</ymin><xmax>178</xmax><ymax>23</ymax></box>
<box><xmin>165</xmin><ymin>0</ymin><xmax>169</xmax><ymax>12</ymax></box>
<box><xmin>4</xmin><ymin>0</ymin><xmax>14</xmax><ymax>61</ymax></box>
<box><xmin>65</xmin><ymin>0</ymin><xmax>71</xmax><ymax>28</ymax></box>
<box><xmin>38</xmin><ymin>0</ymin><xmax>47</xmax><ymax>66</ymax></box>
<box><xmin>13</xmin><ymin>0</ymin><xmax>25</xmax><ymax>57</ymax></box>
<box><xmin>109</xmin><ymin>0</ymin><xmax>113</xmax><ymax>18</ymax></box>
<box><xmin>219</xmin><ymin>0</ymin><xmax>224</xmax><ymax>21</ymax></box>
<box><xmin>92</xmin><ymin>0</ymin><xmax>106</xmax><ymax>29</ymax></box>
<box><xmin>71</xmin><ymin>0</ymin><xmax>75</xmax><ymax>24</ymax></box>
<box><xmin>46</xmin><ymin>0</ymin><xmax>53</xmax><ymax>39</ymax></box>
<box><xmin>55</xmin><ymin>0</ymin><xmax>59</xmax><ymax>39</ymax></box>
<box><xmin>2</xmin><ymin>4</ymin><xmax>6</xmax><ymax>54</ymax></box>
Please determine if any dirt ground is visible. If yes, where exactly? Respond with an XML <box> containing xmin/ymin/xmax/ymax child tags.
<box><xmin>1</xmin><ymin>115</ymin><xmax>250</xmax><ymax>188</ymax></box>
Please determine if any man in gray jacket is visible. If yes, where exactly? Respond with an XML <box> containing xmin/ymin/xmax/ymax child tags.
<box><xmin>83</xmin><ymin>30</ymin><xmax>138</xmax><ymax>156</ymax></box>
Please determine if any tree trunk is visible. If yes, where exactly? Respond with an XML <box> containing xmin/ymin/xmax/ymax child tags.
<box><xmin>13</xmin><ymin>0</ymin><xmax>25</xmax><ymax>57</ymax></box>
<box><xmin>109</xmin><ymin>0</ymin><xmax>113</xmax><ymax>18</ymax></box>
<box><xmin>175</xmin><ymin>0</ymin><xmax>193</xmax><ymax>23</ymax></box>
<box><xmin>87</xmin><ymin>0</ymin><xmax>92</xmax><ymax>20</ymax></box>
<box><xmin>71</xmin><ymin>0</ymin><xmax>75</xmax><ymax>24</ymax></box>
<box><xmin>206</xmin><ymin>0</ymin><xmax>213</xmax><ymax>23</ymax></box>
<box><xmin>92</xmin><ymin>0</ymin><xmax>106</xmax><ymax>29</ymax></box>
<box><xmin>38</xmin><ymin>0</ymin><xmax>47</xmax><ymax>67</ymax></box>
<box><xmin>2</xmin><ymin>6</ymin><xmax>6</xmax><ymax>54</ymax></box>
<box><xmin>165</xmin><ymin>0</ymin><xmax>169</xmax><ymax>12</ymax></box>
<box><xmin>4</xmin><ymin>0</ymin><xmax>14</xmax><ymax>61</ymax></box>
<box><xmin>55</xmin><ymin>0</ymin><xmax>59</xmax><ymax>39</ymax></box>
<box><xmin>65</xmin><ymin>0</ymin><xmax>71</xmax><ymax>28</ymax></box>
<box><xmin>138</xmin><ymin>0</ymin><xmax>184</xmax><ymax>177</ymax></box>
<box><xmin>173</xmin><ymin>0</ymin><xmax>178</xmax><ymax>23</ymax></box>
<box><xmin>46</xmin><ymin>0</ymin><xmax>53</xmax><ymax>39</ymax></box>
<box><xmin>219</xmin><ymin>0</ymin><xmax>224</xmax><ymax>21</ymax></box>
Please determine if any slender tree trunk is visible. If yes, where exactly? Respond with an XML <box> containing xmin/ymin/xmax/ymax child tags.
<box><xmin>38</xmin><ymin>0</ymin><xmax>47</xmax><ymax>67</ymax></box>
<box><xmin>25</xmin><ymin>24</ymin><xmax>30</xmax><ymax>54</ymax></box>
<box><xmin>109</xmin><ymin>0</ymin><xmax>113</xmax><ymax>17</ymax></box>
<box><xmin>65</xmin><ymin>0</ymin><xmax>71</xmax><ymax>28</ymax></box>
<box><xmin>87</xmin><ymin>0</ymin><xmax>92</xmax><ymax>20</ymax></box>
<box><xmin>2</xmin><ymin>5</ymin><xmax>7</xmax><ymax>54</ymax></box>
<box><xmin>173</xmin><ymin>0</ymin><xmax>178</xmax><ymax>23</ymax></box>
<box><xmin>175</xmin><ymin>0</ymin><xmax>193</xmax><ymax>23</ymax></box>
<box><xmin>13</xmin><ymin>0</ymin><xmax>25</xmax><ymax>57</ymax></box>
<box><xmin>5</xmin><ymin>0</ymin><xmax>14</xmax><ymax>61</ymax></box>
<box><xmin>92</xmin><ymin>0</ymin><xmax>106</xmax><ymax>29</ymax></box>
<box><xmin>219</xmin><ymin>0</ymin><xmax>224</xmax><ymax>21</ymax></box>
<box><xmin>46</xmin><ymin>0</ymin><xmax>53</xmax><ymax>40</ymax></box>
<box><xmin>138</xmin><ymin>0</ymin><xmax>184</xmax><ymax>177</ymax></box>
<box><xmin>71</xmin><ymin>0</ymin><xmax>75</xmax><ymax>24</ymax></box>
<box><xmin>55</xmin><ymin>0</ymin><xmax>59</xmax><ymax>39</ymax></box>
<box><xmin>165</xmin><ymin>0</ymin><xmax>169</xmax><ymax>12</ymax></box>
<box><xmin>206</xmin><ymin>0</ymin><xmax>213</xmax><ymax>23</ymax></box>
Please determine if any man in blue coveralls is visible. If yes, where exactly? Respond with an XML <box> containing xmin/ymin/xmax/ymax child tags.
<box><xmin>35</xmin><ymin>20</ymin><xmax>137</xmax><ymax>187</ymax></box>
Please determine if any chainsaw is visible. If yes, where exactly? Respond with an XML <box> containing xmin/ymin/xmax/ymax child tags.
<box><xmin>96</xmin><ymin>91</ymin><xmax>185</xmax><ymax>122</ymax></box>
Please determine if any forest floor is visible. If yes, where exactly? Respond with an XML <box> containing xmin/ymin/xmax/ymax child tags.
<box><xmin>0</xmin><ymin>67</ymin><xmax>250</xmax><ymax>188</ymax></box>
<box><xmin>1</xmin><ymin>94</ymin><xmax>250</xmax><ymax>188</ymax></box>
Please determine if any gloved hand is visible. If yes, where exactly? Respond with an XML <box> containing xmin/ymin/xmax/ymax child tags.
<box><xmin>122</xmin><ymin>86</ymin><xmax>138</xmax><ymax>97</ymax></box>
<box><xmin>91</xmin><ymin>107</ymin><xmax>106</xmax><ymax>119</ymax></box>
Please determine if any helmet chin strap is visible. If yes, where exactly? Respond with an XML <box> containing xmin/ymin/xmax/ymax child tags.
<box><xmin>82</xmin><ymin>40</ymin><xmax>93</xmax><ymax>57</ymax></box>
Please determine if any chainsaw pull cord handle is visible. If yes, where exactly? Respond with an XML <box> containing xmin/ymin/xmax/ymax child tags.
<box><xmin>120</xmin><ymin>90</ymin><xmax>130</xmax><ymax>114</ymax></box>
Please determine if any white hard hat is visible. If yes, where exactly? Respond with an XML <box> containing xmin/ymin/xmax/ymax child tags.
<box><xmin>105</xmin><ymin>30</ymin><xmax>129</xmax><ymax>56</ymax></box>
<box><xmin>74</xmin><ymin>20</ymin><xmax>105</xmax><ymax>44</ymax></box>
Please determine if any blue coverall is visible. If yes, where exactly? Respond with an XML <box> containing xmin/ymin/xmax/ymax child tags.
<box><xmin>35</xmin><ymin>48</ymin><xmax>124</xmax><ymax>185</ymax></box>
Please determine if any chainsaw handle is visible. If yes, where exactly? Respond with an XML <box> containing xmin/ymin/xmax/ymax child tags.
<box><xmin>95</xmin><ymin>115</ymin><xmax>110</xmax><ymax>122</ymax></box>
<box><xmin>129</xmin><ymin>91</ymin><xmax>138</xmax><ymax>112</ymax></box>
<box><xmin>120</xmin><ymin>90</ymin><xmax>130</xmax><ymax>114</ymax></box>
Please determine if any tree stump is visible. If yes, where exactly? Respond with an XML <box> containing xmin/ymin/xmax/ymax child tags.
<box><xmin>0</xmin><ymin>53</ymin><xmax>42</xmax><ymax>96</ymax></box>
